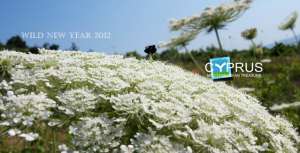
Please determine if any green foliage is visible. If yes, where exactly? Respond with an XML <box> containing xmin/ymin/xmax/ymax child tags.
<box><xmin>159</xmin><ymin>48</ymin><xmax>180</xmax><ymax>62</ymax></box>
<box><xmin>0</xmin><ymin>42</ymin><xmax>5</xmax><ymax>50</ymax></box>
<box><xmin>43</xmin><ymin>43</ymin><xmax>60</xmax><ymax>50</ymax></box>
<box><xmin>125</xmin><ymin>51</ymin><xmax>142</xmax><ymax>59</ymax></box>
<box><xmin>49</xmin><ymin>44</ymin><xmax>59</xmax><ymax>50</ymax></box>
<box><xmin>2</xmin><ymin>35</ymin><xmax>61</xmax><ymax>54</ymax></box>
<box><xmin>270</xmin><ymin>43</ymin><xmax>296</xmax><ymax>56</ymax></box>
<box><xmin>69</xmin><ymin>42</ymin><xmax>79</xmax><ymax>51</ymax></box>
<box><xmin>0</xmin><ymin>59</ymin><xmax>12</xmax><ymax>80</ymax></box>
<box><xmin>0</xmin><ymin>36</ymin><xmax>60</xmax><ymax>54</ymax></box>
<box><xmin>29</xmin><ymin>47</ymin><xmax>40</xmax><ymax>54</ymax></box>
<box><xmin>289</xmin><ymin>60</ymin><xmax>300</xmax><ymax>82</ymax></box>
<box><xmin>254</xmin><ymin>74</ymin><xmax>298</xmax><ymax>107</ymax></box>
<box><xmin>6</xmin><ymin>35</ymin><xmax>27</xmax><ymax>50</ymax></box>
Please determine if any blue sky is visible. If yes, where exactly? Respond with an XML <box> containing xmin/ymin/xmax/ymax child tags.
<box><xmin>0</xmin><ymin>0</ymin><xmax>300</xmax><ymax>54</ymax></box>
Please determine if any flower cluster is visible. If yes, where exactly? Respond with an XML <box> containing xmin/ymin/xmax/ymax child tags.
<box><xmin>57</xmin><ymin>88</ymin><xmax>98</xmax><ymax>115</ymax></box>
<box><xmin>169</xmin><ymin>0</ymin><xmax>252</xmax><ymax>32</ymax></box>
<box><xmin>1</xmin><ymin>92</ymin><xmax>56</xmax><ymax>126</ymax></box>
<box><xmin>241</xmin><ymin>28</ymin><xmax>257</xmax><ymax>40</ymax></box>
<box><xmin>279</xmin><ymin>11</ymin><xmax>298</xmax><ymax>31</ymax></box>
<box><xmin>158</xmin><ymin>31</ymin><xmax>198</xmax><ymax>49</ymax></box>
<box><xmin>69</xmin><ymin>115</ymin><xmax>126</xmax><ymax>152</ymax></box>
<box><xmin>0</xmin><ymin>50</ymin><xmax>299</xmax><ymax>152</ymax></box>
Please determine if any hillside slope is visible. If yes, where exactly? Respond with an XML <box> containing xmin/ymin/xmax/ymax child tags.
<box><xmin>0</xmin><ymin>50</ymin><xmax>299</xmax><ymax>153</ymax></box>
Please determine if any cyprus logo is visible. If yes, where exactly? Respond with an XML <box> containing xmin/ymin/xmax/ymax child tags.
<box><xmin>209</xmin><ymin>57</ymin><xmax>232</xmax><ymax>80</ymax></box>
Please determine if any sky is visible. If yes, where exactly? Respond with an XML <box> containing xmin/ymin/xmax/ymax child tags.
<box><xmin>0</xmin><ymin>0</ymin><xmax>300</xmax><ymax>54</ymax></box>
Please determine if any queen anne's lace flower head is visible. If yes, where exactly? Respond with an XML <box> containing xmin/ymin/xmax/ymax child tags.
<box><xmin>169</xmin><ymin>0</ymin><xmax>252</xmax><ymax>32</ymax></box>
<box><xmin>241</xmin><ymin>28</ymin><xmax>257</xmax><ymax>40</ymax></box>
<box><xmin>57</xmin><ymin>88</ymin><xmax>98</xmax><ymax>115</ymax></box>
<box><xmin>158</xmin><ymin>31</ymin><xmax>198</xmax><ymax>49</ymax></box>
<box><xmin>279</xmin><ymin>11</ymin><xmax>298</xmax><ymax>31</ymax></box>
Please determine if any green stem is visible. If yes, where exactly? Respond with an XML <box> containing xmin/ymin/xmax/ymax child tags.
<box><xmin>183</xmin><ymin>46</ymin><xmax>202</xmax><ymax>70</ymax></box>
<box><xmin>250</xmin><ymin>39</ymin><xmax>256</xmax><ymax>48</ymax></box>
<box><xmin>291</xmin><ymin>28</ymin><xmax>299</xmax><ymax>44</ymax></box>
<box><xmin>250</xmin><ymin>39</ymin><xmax>260</xmax><ymax>58</ymax></box>
<box><xmin>52</xmin><ymin>129</ymin><xmax>56</xmax><ymax>153</ymax></box>
<box><xmin>214</xmin><ymin>27</ymin><xmax>223</xmax><ymax>52</ymax></box>
<box><xmin>148</xmin><ymin>54</ymin><xmax>153</xmax><ymax>61</ymax></box>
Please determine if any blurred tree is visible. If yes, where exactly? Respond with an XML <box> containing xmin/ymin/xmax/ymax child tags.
<box><xmin>28</xmin><ymin>47</ymin><xmax>40</xmax><ymax>54</ymax></box>
<box><xmin>279</xmin><ymin>11</ymin><xmax>299</xmax><ymax>44</ymax></box>
<box><xmin>125</xmin><ymin>51</ymin><xmax>142</xmax><ymax>59</ymax></box>
<box><xmin>271</xmin><ymin>43</ymin><xmax>295</xmax><ymax>56</ymax></box>
<box><xmin>43</xmin><ymin>43</ymin><xmax>50</xmax><ymax>49</ymax></box>
<box><xmin>6</xmin><ymin>35</ymin><xmax>27</xmax><ymax>50</ymax></box>
<box><xmin>0</xmin><ymin>42</ymin><xmax>4</xmax><ymax>50</ymax></box>
<box><xmin>159</xmin><ymin>48</ymin><xmax>180</xmax><ymax>62</ymax></box>
<box><xmin>43</xmin><ymin>43</ymin><xmax>59</xmax><ymax>50</ymax></box>
<box><xmin>49</xmin><ymin>44</ymin><xmax>59</xmax><ymax>50</ymax></box>
<box><xmin>87</xmin><ymin>49</ymin><xmax>94</xmax><ymax>52</ymax></box>
<box><xmin>70</xmin><ymin>42</ymin><xmax>79</xmax><ymax>51</ymax></box>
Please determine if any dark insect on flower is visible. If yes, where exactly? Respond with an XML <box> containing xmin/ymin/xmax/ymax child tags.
<box><xmin>144</xmin><ymin>45</ymin><xmax>157</xmax><ymax>55</ymax></box>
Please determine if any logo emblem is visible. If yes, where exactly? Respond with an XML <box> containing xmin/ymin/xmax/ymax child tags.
<box><xmin>210</xmin><ymin>57</ymin><xmax>232</xmax><ymax>80</ymax></box>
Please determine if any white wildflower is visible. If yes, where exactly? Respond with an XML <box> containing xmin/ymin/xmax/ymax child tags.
<box><xmin>6</xmin><ymin>91</ymin><xmax>14</xmax><ymax>97</ymax></box>
<box><xmin>7</xmin><ymin>128</ymin><xmax>21</xmax><ymax>136</ymax></box>
<box><xmin>69</xmin><ymin>115</ymin><xmax>125</xmax><ymax>152</ymax></box>
<box><xmin>58</xmin><ymin>144</ymin><xmax>70</xmax><ymax>153</ymax></box>
<box><xmin>2</xmin><ymin>93</ymin><xmax>56</xmax><ymax>126</ymax></box>
<box><xmin>270</xmin><ymin>102</ymin><xmax>300</xmax><ymax>111</ymax></box>
<box><xmin>131</xmin><ymin>132</ymin><xmax>192</xmax><ymax>153</ymax></box>
<box><xmin>120</xmin><ymin>145</ymin><xmax>134</xmax><ymax>153</ymax></box>
<box><xmin>48</xmin><ymin>119</ymin><xmax>62</xmax><ymax>127</ymax></box>
<box><xmin>57</xmin><ymin>88</ymin><xmax>98</xmax><ymax>114</ymax></box>
<box><xmin>19</xmin><ymin>132</ymin><xmax>39</xmax><ymax>141</ymax></box>
<box><xmin>260</xmin><ymin>58</ymin><xmax>272</xmax><ymax>63</ymax></box>
<box><xmin>238</xmin><ymin>87</ymin><xmax>255</xmax><ymax>93</ymax></box>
